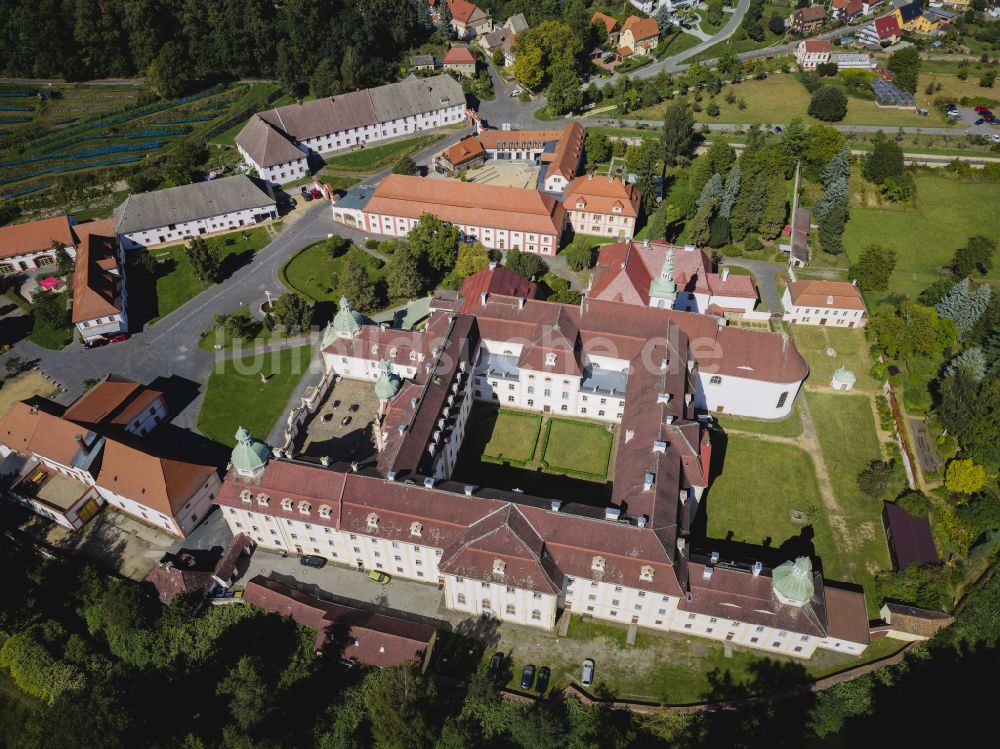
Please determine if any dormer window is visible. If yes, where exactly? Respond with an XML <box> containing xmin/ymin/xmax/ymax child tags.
<box><xmin>640</xmin><ymin>565</ymin><xmax>654</xmax><ymax>582</ymax></box>
<box><xmin>371</xmin><ymin>344</ymin><xmax>378</xmax><ymax>355</ymax></box>
<box><xmin>319</xmin><ymin>505</ymin><xmax>332</xmax><ymax>519</ymax></box>
<box><xmin>367</xmin><ymin>512</ymin><xmax>379</xmax><ymax>529</ymax></box>
<box><xmin>240</xmin><ymin>490</ymin><xmax>252</xmax><ymax>503</ymax></box>
<box><xmin>409</xmin><ymin>351</ymin><xmax>417</xmax><ymax>361</ymax></box>
<box><xmin>298</xmin><ymin>501</ymin><xmax>311</xmax><ymax>515</ymax></box>
<box><xmin>576</xmin><ymin>200</ymin><xmax>585</xmax><ymax>209</ymax></box>
<box><xmin>592</xmin><ymin>556</ymin><xmax>606</xmax><ymax>573</ymax></box>
<box><xmin>281</xmin><ymin>498</ymin><xmax>293</xmax><ymax>511</ymax></box>
<box><xmin>389</xmin><ymin>347</ymin><xmax>397</xmax><ymax>359</ymax></box>
<box><xmin>545</xmin><ymin>352</ymin><xmax>556</xmax><ymax>366</ymax></box>
<box><xmin>256</xmin><ymin>493</ymin><xmax>269</xmax><ymax>506</ymax></box>
<box><xmin>410</xmin><ymin>521</ymin><xmax>422</xmax><ymax>537</ymax></box>
<box><xmin>493</xmin><ymin>558</ymin><xmax>506</xmax><ymax>575</ymax></box>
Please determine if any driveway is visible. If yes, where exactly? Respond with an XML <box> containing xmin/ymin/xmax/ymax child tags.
<box><xmin>722</xmin><ymin>256</ymin><xmax>785</xmax><ymax>312</ymax></box>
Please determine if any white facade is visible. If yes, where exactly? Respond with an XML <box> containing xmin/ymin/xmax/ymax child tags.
<box><xmin>76</xmin><ymin>309</ymin><xmax>128</xmax><ymax>343</ymax></box>
<box><xmin>445</xmin><ymin>575</ymin><xmax>557</xmax><ymax>629</ymax></box>
<box><xmin>118</xmin><ymin>206</ymin><xmax>278</xmax><ymax>251</ymax></box>
<box><xmin>100</xmin><ymin>473</ymin><xmax>219</xmax><ymax>538</ymax></box>
<box><xmin>0</xmin><ymin>245</ymin><xmax>76</xmax><ymax>276</ymax></box>
<box><xmin>237</xmin><ymin>144</ymin><xmax>308</xmax><ymax>185</ymax></box>
<box><xmin>565</xmin><ymin>206</ymin><xmax>636</xmax><ymax>240</ymax></box>
<box><xmin>695</xmin><ymin>368</ymin><xmax>799</xmax><ymax>419</ymax></box>
<box><xmin>795</xmin><ymin>41</ymin><xmax>832</xmax><ymax>69</ymax></box>
<box><xmin>781</xmin><ymin>288</ymin><xmax>867</xmax><ymax>328</ymax></box>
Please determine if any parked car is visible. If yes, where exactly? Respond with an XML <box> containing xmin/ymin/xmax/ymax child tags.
<box><xmin>520</xmin><ymin>664</ymin><xmax>536</xmax><ymax>690</ymax></box>
<box><xmin>916</xmin><ymin>108</ymin><xmax>928</xmax><ymax>116</ymax></box>
<box><xmin>310</xmin><ymin>187</ymin><xmax>323</xmax><ymax>199</ymax></box>
<box><xmin>0</xmin><ymin>304</ymin><xmax>16</xmax><ymax>315</ymax></box>
<box><xmin>368</xmin><ymin>570</ymin><xmax>391</xmax><ymax>585</ymax></box>
<box><xmin>302</xmin><ymin>192</ymin><xmax>314</xmax><ymax>202</ymax></box>
<box><xmin>299</xmin><ymin>555</ymin><xmax>326</xmax><ymax>569</ymax></box>
<box><xmin>975</xmin><ymin>105</ymin><xmax>989</xmax><ymax>113</ymax></box>
<box><xmin>535</xmin><ymin>666</ymin><xmax>551</xmax><ymax>694</ymax></box>
<box><xmin>985</xmin><ymin>114</ymin><xmax>997</xmax><ymax>123</ymax></box>
<box><xmin>510</xmin><ymin>88</ymin><xmax>522</xmax><ymax>97</ymax></box>
<box><xmin>487</xmin><ymin>652</ymin><xmax>503</xmax><ymax>678</ymax></box>
<box><xmin>348</xmin><ymin>403</ymin><xmax>359</xmax><ymax>412</ymax></box>
<box><xmin>581</xmin><ymin>658</ymin><xmax>595</xmax><ymax>687</ymax></box>
<box><xmin>992</xmin><ymin>134</ymin><xmax>1000</xmax><ymax>144</ymax></box>
<box><xmin>107</xmin><ymin>333</ymin><xmax>128</xmax><ymax>344</ymax></box>
<box><xmin>976</xmin><ymin>118</ymin><xmax>986</xmax><ymax>126</ymax></box>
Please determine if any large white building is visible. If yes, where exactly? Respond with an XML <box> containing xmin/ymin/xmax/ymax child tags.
<box><xmin>215</xmin><ymin>268</ymin><xmax>868</xmax><ymax>658</ymax></box>
<box><xmin>114</xmin><ymin>175</ymin><xmax>278</xmax><ymax>251</ymax></box>
<box><xmin>70</xmin><ymin>218</ymin><xmax>128</xmax><ymax>344</ymax></box>
<box><xmin>234</xmin><ymin>74</ymin><xmax>466</xmax><ymax>182</ymax></box>
<box><xmin>782</xmin><ymin>279</ymin><xmax>867</xmax><ymax>328</ymax></box>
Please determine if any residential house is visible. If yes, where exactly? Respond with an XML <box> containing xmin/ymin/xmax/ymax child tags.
<box><xmin>831</xmin><ymin>0</ymin><xmax>865</xmax><ymax>19</ymax></box>
<box><xmin>235</xmin><ymin>115</ymin><xmax>309</xmax><ymax>185</ymax></box>
<box><xmin>587</xmin><ymin>240</ymin><xmax>759</xmax><ymax>316</ymax></box>
<box><xmin>781</xmin><ymin>279</ymin><xmax>866</xmax><ymax>327</ymax></box>
<box><xmin>233</xmin><ymin>75</ymin><xmax>466</xmax><ymax>174</ymax></box>
<box><xmin>875</xmin><ymin>602</ymin><xmax>954</xmax><ymax>641</ymax></box>
<box><xmin>332</xmin><ymin>175</ymin><xmax>566</xmax><ymax>255</ymax></box>
<box><xmin>592</xmin><ymin>11</ymin><xmax>620</xmax><ymax>44</ymax></box>
<box><xmin>858</xmin><ymin>13</ymin><xmax>902</xmax><ymax>45</ymax></box>
<box><xmin>477</xmin><ymin>122</ymin><xmax>585</xmax><ymax>192</ymax></box>
<box><xmin>862</xmin><ymin>0</ymin><xmax>885</xmax><ymax>13</ymax></box>
<box><xmin>0</xmin><ymin>377</ymin><xmax>220</xmax><ymax>538</ymax></box>
<box><xmin>114</xmin><ymin>175</ymin><xmax>278</xmax><ymax>251</ymax></box>
<box><xmin>504</xmin><ymin>13</ymin><xmax>528</xmax><ymax>34</ymax></box>
<box><xmin>443</xmin><ymin>47</ymin><xmax>477</xmax><ymax>77</ymax></box>
<box><xmin>434</xmin><ymin>0</ymin><xmax>493</xmax><ymax>38</ymax></box>
<box><xmin>0</xmin><ymin>215</ymin><xmax>77</xmax><ymax>275</ymax></box>
<box><xmin>482</xmin><ymin>14</ymin><xmax>529</xmax><ymax>61</ymax></box>
<box><xmin>895</xmin><ymin>0</ymin><xmax>924</xmax><ymax>29</ymax></box>
<box><xmin>796</xmin><ymin>39</ymin><xmax>833</xmax><ymax>69</ymax></box>
<box><xmin>244</xmin><ymin>576</ymin><xmax>439</xmax><ymax>666</ymax></box>
<box><xmin>439</xmin><ymin>136</ymin><xmax>486</xmax><ymax>173</ymax></box>
<box><xmin>618</xmin><ymin>16</ymin><xmax>660</xmax><ymax>58</ymax></box>
<box><xmin>69</xmin><ymin>219</ymin><xmax>128</xmax><ymax>344</ymax></box>
<box><xmin>562</xmin><ymin>175</ymin><xmax>641</xmax><ymax>240</ymax></box>
<box><xmin>410</xmin><ymin>54</ymin><xmax>435</xmax><ymax>72</ymax></box>
<box><xmin>789</xmin><ymin>5</ymin><xmax>827</xmax><ymax>34</ymax></box>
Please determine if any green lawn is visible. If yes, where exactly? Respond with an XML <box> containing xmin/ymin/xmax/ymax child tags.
<box><xmin>540</xmin><ymin>418</ymin><xmax>614</xmax><ymax>480</ymax></box>
<box><xmin>715</xmin><ymin>399</ymin><xmax>804</xmax><ymax>438</ymax></box>
<box><xmin>197</xmin><ymin>344</ymin><xmax>314</xmax><ymax>445</ymax></box>
<box><xmin>482</xmin><ymin>409</ymin><xmax>542</xmax><ymax>464</ymax></box>
<box><xmin>28</xmin><ymin>292</ymin><xmax>74</xmax><ymax>350</ymax></box>
<box><xmin>321</xmin><ymin>133</ymin><xmax>445</xmax><ymax>173</ymax></box>
<box><xmin>792</xmin><ymin>326</ymin><xmax>880</xmax><ymax>393</ymax></box>
<box><xmin>280</xmin><ymin>242</ymin><xmax>385</xmax><ymax>303</ymax></box>
<box><xmin>705</xmin><ymin>433</ymin><xmax>844</xmax><ymax>579</ymax></box>
<box><xmin>806</xmin><ymin>391</ymin><xmax>894</xmax><ymax>609</ymax></box>
<box><xmin>142</xmin><ymin>226</ymin><xmax>274</xmax><ymax>323</ymax></box>
<box><xmin>844</xmin><ymin>173</ymin><xmax>1000</xmax><ymax>299</ymax></box>
<box><xmin>314</xmin><ymin>174</ymin><xmax>360</xmax><ymax>193</ymax></box>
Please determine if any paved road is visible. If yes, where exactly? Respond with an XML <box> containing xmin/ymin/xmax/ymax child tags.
<box><xmin>722</xmin><ymin>257</ymin><xmax>785</xmax><ymax>312</ymax></box>
<box><xmin>582</xmin><ymin>117</ymin><xmax>979</xmax><ymax>137</ymax></box>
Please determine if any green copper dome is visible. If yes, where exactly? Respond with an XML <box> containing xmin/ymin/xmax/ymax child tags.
<box><xmin>832</xmin><ymin>367</ymin><xmax>857</xmax><ymax>385</ymax></box>
<box><xmin>772</xmin><ymin>557</ymin><xmax>815</xmax><ymax>605</ymax></box>
<box><xmin>374</xmin><ymin>359</ymin><xmax>401</xmax><ymax>400</ymax></box>
<box><xmin>332</xmin><ymin>297</ymin><xmax>364</xmax><ymax>337</ymax></box>
<box><xmin>649</xmin><ymin>247</ymin><xmax>677</xmax><ymax>301</ymax></box>
<box><xmin>231</xmin><ymin>427</ymin><xmax>270</xmax><ymax>475</ymax></box>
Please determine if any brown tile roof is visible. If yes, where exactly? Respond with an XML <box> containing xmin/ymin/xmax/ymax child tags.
<box><xmin>881</xmin><ymin>602</ymin><xmax>953</xmax><ymax>638</ymax></box>
<box><xmin>442</xmin><ymin>135</ymin><xmax>484</xmax><ymax>167</ymax></box>
<box><xmin>0</xmin><ymin>401</ymin><xmax>103</xmax><ymax>468</ymax></box>
<box><xmin>144</xmin><ymin>532</ymin><xmax>252</xmax><ymax>603</ymax></box>
<box><xmin>96</xmin><ymin>439</ymin><xmax>217</xmax><ymax>518</ymax></box>
<box><xmin>544</xmin><ymin>121</ymin><xmax>584</xmax><ymax>182</ymax></box>
<box><xmin>787</xmin><ymin>280</ymin><xmax>865</xmax><ymax>310</ymax></box>
<box><xmin>563</xmin><ymin>176</ymin><xmax>640</xmax><ymax>219</ymax></box>
<box><xmin>622</xmin><ymin>15</ymin><xmax>660</xmax><ymax>41</ymax></box>
<box><xmin>458</xmin><ymin>265</ymin><xmax>537</xmax><ymax>312</ymax></box>
<box><xmin>592</xmin><ymin>11</ymin><xmax>619</xmax><ymax>34</ymax></box>
<box><xmin>443</xmin><ymin>47</ymin><xmax>476</xmax><ymax>65</ymax></box>
<box><xmin>824</xmin><ymin>585</ymin><xmax>871</xmax><ymax>644</ymax></box>
<box><xmin>476</xmin><ymin>123</ymin><xmax>584</xmax><ymax>185</ymax></box>
<box><xmin>0</xmin><ymin>216</ymin><xmax>76</xmax><ymax>260</ymax></box>
<box><xmin>803</xmin><ymin>39</ymin><xmax>832</xmax><ymax>53</ymax></box>
<box><xmin>243</xmin><ymin>575</ymin><xmax>436</xmax><ymax>666</ymax></box>
<box><xmin>234</xmin><ymin>115</ymin><xmax>307</xmax><ymax>168</ymax></box>
<box><xmin>445</xmin><ymin>0</ymin><xmax>483</xmax><ymax>25</ymax></box>
<box><xmin>216</xmin><ymin>460</ymin><xmax>348</xmax><ymax>524</ymax></box>
<box><xmin>794</xmin><ymin>4</ymin><xmax>827</xmax><ymax>21</ymax></box>
<box><xmin>69</xmin><ymin>220</ymin><xmax>122</xmax><ymax>324</ymax></box>
<box><xmin>258</xmin><ymin>91</ymin><xmax>377</xmax><ymax>142</ymax></box>
<box><xmin>365</xmin><ymin>175</ymin><xmax>566</xmax><ymax>237</ymax></box>
<box><xmin>63</xmin><ymin>374</ymin><xmax>164</xmax><ymax>431</ymax></box>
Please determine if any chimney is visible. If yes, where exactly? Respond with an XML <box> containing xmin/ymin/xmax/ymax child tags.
<box><xmin>703</xmin><ymin>566</ymin><xmax>714</xmax><ymax>580</ymax></box>
<box><xmin>423</xmin><ymin>477</ymin><xmax>435</xmax><ymax>489</ymax></box>
<box><xmin>604</xmin><ymin>506</ymin><xmax>621</xmax><ymax>521</ymax></box>
<box><xmin>652</xmin><ymin>440</ymin><xmax>667</xmax><ymax>454</ymax></box>
<box><xmin>710</xmin><ymin>551</ymin><xmax>720</xmax><ymax>564</ymax></box>
<box><xmin>464</xmin><ymin>484</ymin><xmax>475</xmax><ymax>496</ymax></box>
<box><xmin>518</xmin><ymin>297</ymin><xmax>525</xmax><ymax>310</ymax></box>
<box><xmin>488</xmin><ymin>261</ymin><xmax>497</xmax><ymax>270</ymax></box>
<box><xmin>550</xmin><ymin>500</ymin><xmax>562</xmax><ymax>512</ymax></box>
<box><xmin>351</xmin><ymin>461</ymin><xmax>359</xmax><ymax>472</ymax></box>
<box><xmin>643</xmin><ymin>472</ymin><xmax>655</xmax><ymax>491</ymax></box>
<box><xmin>625</xmin><ymin>429</ymin><xmax>635</xmax><ymax>443</ymax></box>
<box><xmin>656</xmin><ymin>393</ymin><xmax>671</xmax><ymax>404</ymax></box>
<box><xmin>320</xmin><ymin>456</ymin><xmax>330</xmax><ymax>466</ymax></box>
<box><xmin>637</xmin><ymin>515</ymin><xmax>648</xmax><ymax>528</ymax></box>
<box><xmin>752</xmin><ymin>561</ymin><xmax>763</xmax><ymax>577</ymax></box>
<box><xmin>387</xmin><ymin>471</ymin><xmax>397</xmax><ymax>481</ymax></box>
<box><xmin>410</xmin><ymin>397</ymin><xmax>418</xmax><ymax>408</ymax></box>
<box><xmin>481</xmin><ymin>291</ymin><xmax>488</xmax><ymax>306</ymax></box>
<box><xmin>677</xmin><ymin>538</ymin><xmax>686</xmax><ymax>553</ymax></box>
<box><xmin>397</xmin><ymin>424</ymin><xmax>406</xmax><ymax>435</ymax></box>
<box><xmin>721</xmin><ymin>267</ymin><xmax>730</xmax><ymax>282</ymax></box>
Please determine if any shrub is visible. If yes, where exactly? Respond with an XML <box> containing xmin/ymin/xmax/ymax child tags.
<box><xmin>857</xmin><ymin>459</ymin><xmax>896</xmax><ymax>498</ymax></box>
<box><xmin>808</xmin><ymin>85</ymin><xmax>848</xmax><ymax>122</ymax></box>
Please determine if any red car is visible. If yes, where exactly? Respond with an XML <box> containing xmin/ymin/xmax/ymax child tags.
<box><xmin>107</xmin><ymin>333</ymin><xmax>128</xmax><ymax>344</ymax></box>
<box><xmin>310</xmin><ymin>187</ymin><xmax>323</xmax><ymax>199</ymax></box>
<box><xmin>975</xmin><ymin>106</ymin><xmax>990</xmax><ymax>113</ymax></box>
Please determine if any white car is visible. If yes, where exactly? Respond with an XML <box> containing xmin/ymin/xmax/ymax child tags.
<box><xmin>947</xmin><ymin>110</ymin><xmax>960</xmax><ymax>118</ymax></box>
<box><xmin>581</xmin><ymin>658</ymin><xmax>595</xmax><ymax>688</ymax></box>
<box><xmin>510</xmin><ymin>88</ymin><xmax>522</xmax><ymax>97</ymax></box>
<box><xmin>991</xmin><ymin>134</ymin><xmax>1000</xmax><ymax>143</ymax></box>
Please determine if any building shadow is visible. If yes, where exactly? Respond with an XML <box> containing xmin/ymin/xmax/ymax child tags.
<box><xmin>148</xmin><ymin>374</ymin><xmax>202</xmax><ymax>416</ymax></box>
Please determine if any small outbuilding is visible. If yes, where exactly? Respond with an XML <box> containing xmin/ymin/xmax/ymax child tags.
<box><xmin>882</xmin><ymin>502</ymin><xmax>939</xmax><ymax>570</ymax></box>
<box><xmin>831</xmin><ymin>367</ymin><xmax>856</xmax><ymax>391</ymax></box>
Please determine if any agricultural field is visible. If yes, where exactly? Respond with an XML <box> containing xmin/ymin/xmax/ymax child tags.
<box><xmin>0</xmin><ymin>82</ymin><xmax>281</xmax><ymax>207</ymax></box>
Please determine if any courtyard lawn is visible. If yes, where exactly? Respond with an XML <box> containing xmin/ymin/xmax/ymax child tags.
<box><xmin>792</xmin><ymin>326</ymin><xmax>880</xmax><ymax>393</ymax></box>
<box><xmin>705</xmin><ymin>433</ymin><xmax>844</xmax><ymax>580</ymax></box>
<box><xmin>715</xmin><ymin>399</ymin><xmax>804</xmax><ymax>438</ymax></box>
<box><xmin>141</xmin><ymin>226</ymin><xmax>275</xmax><ymax>323</ymax></box>
<box><xmin>321</xmin><ymin>133</ymin><xmax>445</xmax><ymax>173</ymax></box>
<box><xmin>540</xmin><ymin>418</ymin><xmax>614</xmax><ymax>480</ymax></box>
<box><xmin>197</xmin><ymin>345</ymin><xmax>314</xmax><ymax>445</ymax></box>
<box><xmin>806</xmin><ymin>391</ymin><xmax>894</xmax><ymax>607</ymax></box>
<box><xmin>280</xmin><ymin>242</ymin><xmax>385</xmax><ymax>303</ymax></box>
<box><xmin>481</xmin><ymin>409</ymin><xmax>542</xmax><ymax>464</ymax></box>
<box><xmin>844</xmin><ymin>173</ymin><xmax>1000</xmax><ymax>300</ymax></box>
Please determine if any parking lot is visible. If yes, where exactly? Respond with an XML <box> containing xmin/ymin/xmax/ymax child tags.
<box><xmin>951</xmin><ymin>105</ymin><xmax>1000</xmax><ymax>139</ymax></box>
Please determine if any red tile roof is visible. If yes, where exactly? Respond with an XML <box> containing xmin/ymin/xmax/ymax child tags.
<box><xmin>442</xmin><ymin>135</ymin><xmax>484</xmax><ymax>167</ymax></box>
<box><xmin>563</xmin><ymin>176</ymin><xmax>640</xmax><ymax>218</ymax></box>
<box><xmin>0</xmin><ymin>216</ymin><xmax>76</xmax><ymax>260</ymax></box>
<box><xmin>69</xmin><ymin>219</ymin><xmax>123</xmax><ymax>324</ymax></box>
<box><xmin>875</xmin><ymin>14</ymin><xmax>901</xmax><ymax>38</ymax></box>
<box><xmin>458</xmin><ymin>265</ymin><xmax>537</xmax><ymax>312</ymax></box>
<box><xmin>592</xmin><ymin>11</ymin><xmax>619</xmax><ymax>34</ymax></box>
<box><xmin>803</xmin><ymin>39</ymin><xmax>832</xmax><ymax>54</ymax></box>
<box><xmin>622</xmin><ymin>15</ymin><xmax>660</xmax><ymax>42</ymax></box>
<box><xmin>63</xmin><ymin>374</ymin><xmax>164</xmax><ymax>431</ymax></box>
<box><xmin>443</xmin><ymin>47</ymin><xmax>476</xmax><ymax>65</ymax></box>
<box><xmin>786</xmin><ymin>280</ymin><xmax>865</xmax><ymax>310</ymax></box>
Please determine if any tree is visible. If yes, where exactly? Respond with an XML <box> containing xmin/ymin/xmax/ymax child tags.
<box><xmin>850</xmin><ymin>243</ymin><xmax>896</xmax><ymax>293</ymax></box>
<box><xmin>769</xmin><ymin>13</ymin><xmax>786</xmax><ymax>36</ymax></box>
<box><xmin>270</xmin><ymin>292</ymin><xmax>313</xmax><ymax>331</ymax></box>
<box><xmin>31</xmin><ymin>287</ymin><xmax>70</xmax><ymax>331</ymax></box>
<box><xmin>864</xmin><ymin>132</ymin><xmax>905</xmax><ymax>185</ymax></box>
<box><xmin>808</xmin><ymin>85</ymin><xmax>848</xmax><ymax>122</ymax></box>
<box><xmin>945</xmin><ymin>458</ymin><xmax>988</xmax><ymax>495</ymax></box>
<box><xmin>386</xmin><ymin>243</ymin><xmax>427</xmax><ymax>299</ymax></box>
<box><xmin>803</xmin><ymin>124</ymin><xmax>845</xmax><ymax>177</ymax></box>
<box><xmin>562</xmin><ymin>238</ymin><xmax>595</xmax><ymax>272</ymax></box>
<box><xmin>688</xmin><ymin>197</ymin><xmax>718</xmax><ymax>247</ymax></box>
<box><xmin>492</xmin><ymin>47</ymin><xmax>505</xmax><ymax>68</ymax></box>
<box><xmin>407</xmin><ymin>213</ymin><xmax>460</xmax><ymax>275</ymax></box>
<box><xmin>696</xmin><ymin>173</ymin><xmax>724</xmax><ymax>211</ymax></box>
<box><xmin>392</xmin><ymin>156</ymin><xmax>418</xmax><ymax>175</ymax></box>
<box><xmin>362</xmin><ymin>666</ymin><xmax>437</xmax><ymax>749</ymax></box>
<box><xmin>758</xmin><ymin>175</ymin><xmax>789</xmax><ymax>239</ymax></box>
<box><xmin>866</xmin><ymin>301</ymin><xmax>956</xmax><ymax>359</ymax></box>
<box><xmin>545</xmin><ymin>65</ymin><xmax>584</xmax><ymax>115</ymax></box>
<box><xmin>952</xmin><ymin>235</ymin><xmax>997</xmax><ymax>278</ymax></box>
<box><xmin>821</xmin><ymin>145</ymin><xmax>852</xmax><ymax>187</ymax></box>
<box><xmin>936</xmin><ymin>279</ymin><xmax>991</xmax><ymax>340</ymax></box>
<box><xmin>52</xmin><ymin>241</ymin><xmax>74</xmax><ymax>278</ymax></box>
<box><xmin>339</xmin><ymin>255</ymin><xmax>378</xmax><ymax>312</ymax></box>
<box><xmin>162</xmin><ymin>140</ymin><xmax>206</xmax><ymax>186</ymax></box>
<box><xmin>512</xmin><ymin>45</ymin><xmax>544</xmax><ymax>89</ymax></box>
<box><xmin>718</xmin><ymin>165</ymin><xmax>741</xmax><ymax>220</ymax></box>
<box><xmin>946</xmin><ymin>347</ymin><xmax>987</xmax><ymax>381</ymax></box>
<box><xmin>223</xmin><ymin>312</ymin><xmax>261</xmax><ymax>342</ymax></box>
<box><xmin>145</xmin><ymin>41</ymin><xmax>190</xmax><ymax>99</ymax></box>
<box><xmin>887</xmin><ymin>47</ymin><xmax>921</xmax><ymax>93</ymax></box>
<box><xmin>505</xmin><ymin>249</ymin><xmax>548</xmax><ymax>280</ymax></box>
<box><xmin>635</xmin><ymin>144</ymin><xmax>661</xmax><ymax>213</ymax></box>
<box><xmin>185</xmin><ymin>237</ymin><xmax>222</xmax><ymax>283</ymax></box>
<box><xmin>217</xmin><ymin>656</ymin><xmax>271</xmax><ymax>731</ymax></box>
<box><xmin>817</xmin><ymin>199</ymin><xmax>848</xmax><ymax>255</ymax></box>
<box><xmin>438</xmin><ymin>0</ymin><xmax>454</xmax><ymax>37</ymax></box>
<box><xmin>858</xmin><ymin>459</ymin><xmax>896</xmax><ymax>498</ymax></box>
<box><xmin>584</xmin><ymin>132</ymin><xmax>611</xmax><ymax>167</ymax></box>
<box><xmin>778</xmin><ymin>117</ymin><xmax>809</xmax><ymax>161</ymax></box>
<box><xmin>454</xmin><ymin>242</ymin><xmax>489</xmax><ymax>279</ymax></box>
<box><xmin>661</xmin><ymin>101</ymin><xmax>695</xmax><ymax>167</ymax></box>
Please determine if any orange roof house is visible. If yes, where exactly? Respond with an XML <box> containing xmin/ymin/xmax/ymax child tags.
<box><xmin>0</xmin><ymin>216</ymin><xmax>77</xmax><ymax>262</ymax></box>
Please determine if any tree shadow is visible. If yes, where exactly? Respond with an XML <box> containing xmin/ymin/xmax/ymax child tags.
<box><xmin>429</xmin><ymin>615</ymin><xmax>502</xmax><ymax>680</ymax></box>
<box><xmin>218</xmin><ymin>249</ymin><xmax>256</xmax><ymax>281</ymax></box>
